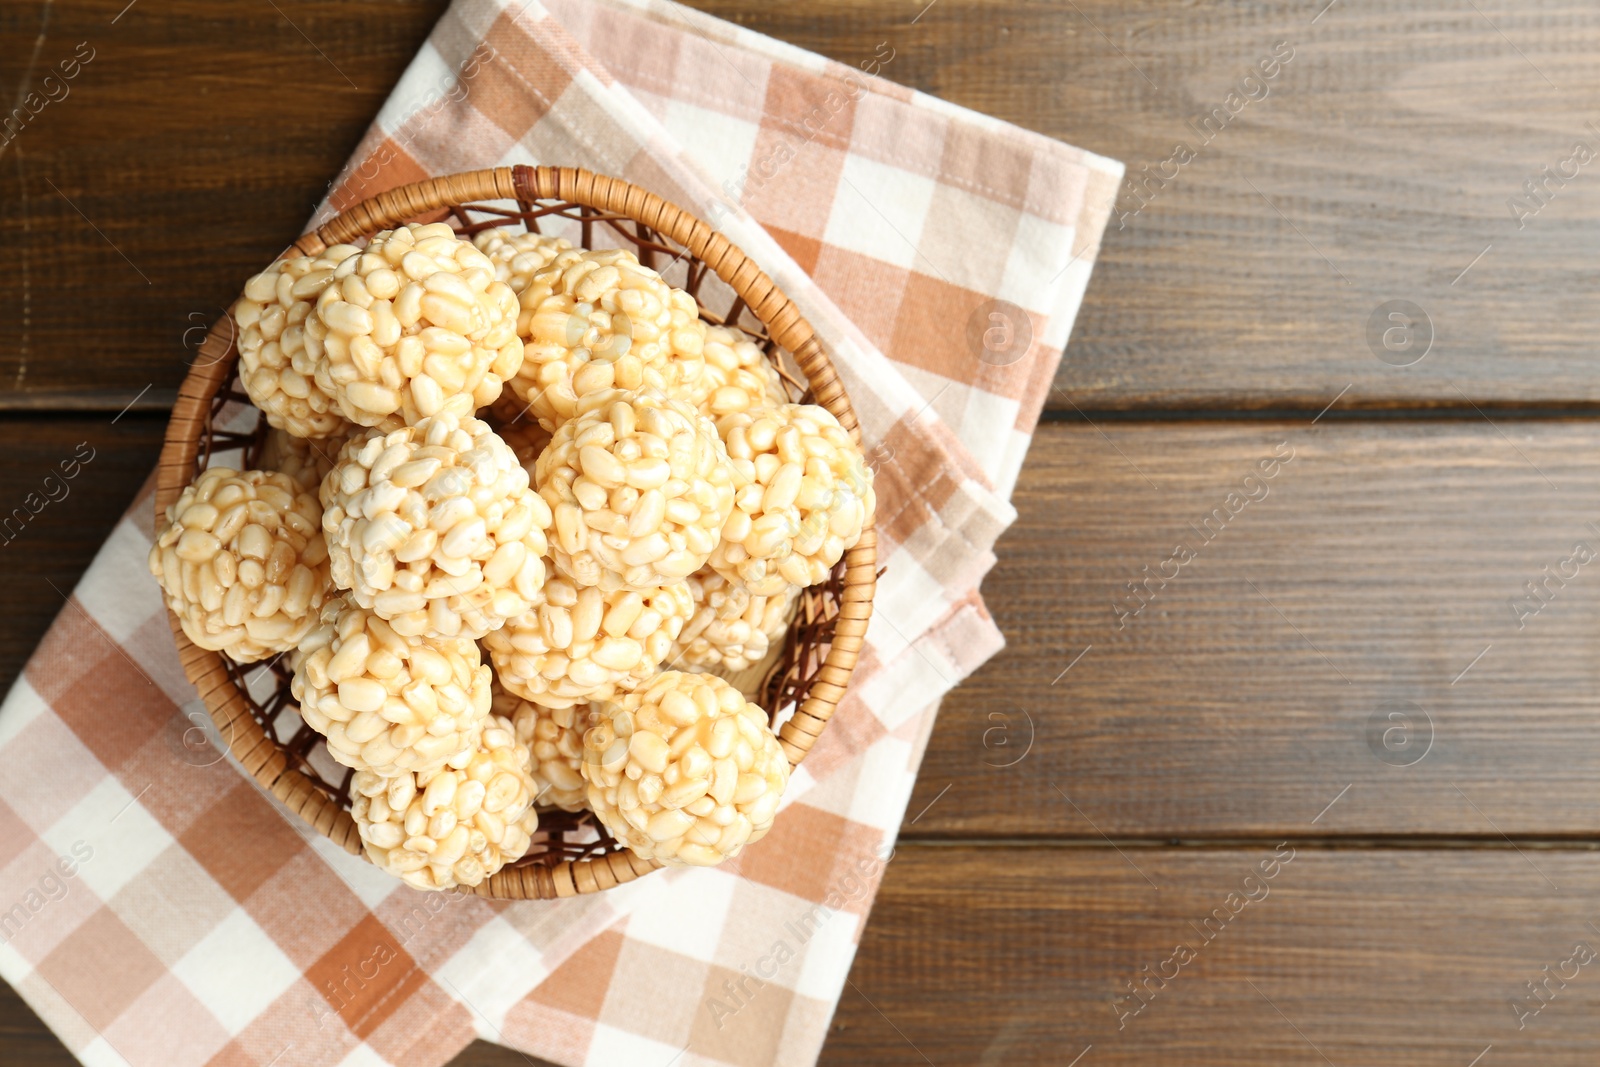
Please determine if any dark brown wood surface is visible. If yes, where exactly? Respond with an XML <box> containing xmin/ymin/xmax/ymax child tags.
<box><xmin>4</xmin><ymin>0</ymin><xmax>1600</xmax><ymax>1064</ymax></box>
<box><xmin>913</xmin><ymin>418</ymin><xmax>1600</xmax><ymax>839</ymax></box>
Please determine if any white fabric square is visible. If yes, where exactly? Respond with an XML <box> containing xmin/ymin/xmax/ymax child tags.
<box><xmin>171</xmin><ymin>907</ymin><xmax>301</xmax><ymax>1035</ymax></box>
<box><xmin>584</xmin><ymin>1022</ymin><xmax>686</xmax><ymax>1067</ymax></box>
<box><xmin>958</xmin><ymin>387</ymin><xmax>1022</xmax><ymax>482</ymax></box>
<box><xmin>997</xmin><ymin>213</ymin><xmax>1076</xmax><ymax>311</ymax></box>
<box><xmin>791</xmin><ymin>906</ymin><xmax>860</xmax><ymax>1001</ymax></box>
<box><xmin>335</xmin><ymin>1045</ymin><xmax>395</xmax><ymax>1067</ymax></box>
<box><xmin>437</xmin><ymin>915</ymin><xmax>552</xmax><ymax>1033</ymax></box>
<box><xmin>867</xmin><ymin>554</ymin><xmax>948</xmax><ymax>662</ymax></box>
<box><xmin>76</xmin><ymin>519</ymin><xmax>161</xmax><ymax>646</ymax></box>
<box><xmin>858</xmin><ymin>639</ymin><xmax>953</xmax><ymax>733</ymax></box>
<box><xmin>76</xmin><ymin>1036</ymin><xmax>133</xmax><ymax>1067</ymax></box>
<box><xmin>373</xmin><ymin>42</ymin><xmax>456</xmax><ymax>136</ymax></box>
<box><xmin>40</xmin><ymin>777</ymin><xmax>174</xmax><ymax>904</ymax></box>
<box><xmin>0</xmin><ymin>676</ymin><xmax>49</xmax><ymax>750</ymax></box>
<box><xmin>824</xmin><ymin>154</ymin><xmax>937</xmax><ymax>271</ymax></box>
<box><xmin>622</xmin><ymin>868</ymin><xmax>737</xmax><ymax>960</ymax></box>
<box><xmin>660</xmin><ymin>99</ymin><xmax>761</xmax><ymax>194</ymax></box>
<box><xmin>847</xmin><ymin>738</ymin><xmax>918</xmax><ymax>832</ymax></box>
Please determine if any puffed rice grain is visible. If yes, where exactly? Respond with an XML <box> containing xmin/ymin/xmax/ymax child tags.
<box><xmin>581</xmin><ymin>671</ymin><xmax>788</xmax><ymax>866</ymax></box>
<box><xmin>147</xmin><ymin>467</ymin><xmax>332</xmax><ymax>663</ymax></box>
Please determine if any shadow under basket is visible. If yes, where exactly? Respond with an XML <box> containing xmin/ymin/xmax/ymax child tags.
<box><xmin>155</xmin><ymin>165</ymin><xmax>877</xmax><ymax>900</ymax></box>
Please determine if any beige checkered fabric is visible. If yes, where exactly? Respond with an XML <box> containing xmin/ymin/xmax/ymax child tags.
<box><xmin>0</xmin><ymin>2</ymin><xmax>1119</xmax><ymax>1064</ymax></box>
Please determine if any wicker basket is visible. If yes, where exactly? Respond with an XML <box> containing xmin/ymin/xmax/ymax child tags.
<box><xmin>155</xmin><ymin>165</ymin><xmax>876</xmax><ymax>900</ymax></box>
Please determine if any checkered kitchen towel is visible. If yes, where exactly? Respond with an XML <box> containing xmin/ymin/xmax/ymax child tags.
<box><xmin>0</xmin><ymin>2</ymin><xmax>1120</xmax><ymax>1065</ymax></box>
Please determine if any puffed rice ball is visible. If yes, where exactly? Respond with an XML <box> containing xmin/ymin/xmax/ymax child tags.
<box><xmin>149</xmin><ymin>468</ymin><xmax>331</xmax><ymax>663</ymax></box>
<box><xmin>581</xmin><ymin>672</ymin><xmax>789</xmax><ymax>867</ymax></box>
<box><xmin>473</xmin><ymin>228</ymin><xmax>573</xmax><ymax>292</ymax></box>
<box><xmin>311</xmin><ymin>222</ymin><xmax>524</xmax><ymax>430</ymax></box>
<box><xmin>712</xmin><ymin>404</ymin><xmax>874</xmax><ymax>596</ymax></box>
<box><xmin>483</xmin><ymin>575</ymin><xmax>694</xmax><ymax>708</ymax></box>
<box><xmin>507</xmin><ymin>247</ymin><xmax>707</xmax><ymax>430</ymax></box>
<box><xmin>536</xmin><ymin>390</ymin><xmax>736</xmax><ymax>591</ymax></box>
<box><xmin>680</xmin><ymin>324</ymin><xmax>790</xmax><ymax>419</ymax></box>
<box><xmin>668</xmin><ymin>568</ymin><xmax>798</xmax><ymax>673</ymax></box>
<box><xmin>292</xmin><ymin>597</ymin><xmax>490</xmax><ymax>776</ymax></box>
<box><xmin>320</xmin><ymin>413</ymin><xmax>551</xmax><ymax>640</ymax></box>
<box><xmin>494</xmin><ymin>684</ymin><xmax>595</xmax><ymax>812</ymax></box>
<box><xmin>258</xmin><ymin>425</ymin><xmax>357</xmax><ymax>494</ymax></box>
<box><xmin>234</xmin><ymin>244</ymin><xmax>364</xmax><ymax>439</ymax></box>
<box><xmin>351</xmin><ymin>715</ymin><xmax>538</xmax><ymax>890</ymax></box>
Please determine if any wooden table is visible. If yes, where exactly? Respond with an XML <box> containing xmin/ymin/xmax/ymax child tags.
<box><xmin>5</xmin><ymin>1</ymin><xmax>1600</xmax><ymax>1063</ymax></box>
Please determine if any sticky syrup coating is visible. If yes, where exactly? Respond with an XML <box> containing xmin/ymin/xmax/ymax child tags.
<box><xmin>307</xmin><ymin>222</ymin><xmax>524</xmax><ymax>430</ymax></box>
<box><xmin>505</xmin><ymin>247</ymin><xmax>706</xmax><ymax>431</ymax></box>
<box><xmin>320</xmin><ymin>413</ymin><xmax>551</xmax><ymax>640</ymax></box>
<box><xmin>292</xmin><ymin>596</ymin><xmax>491</xmax><ymax>777</ymax></box>
<box><xmin>234</xmin><ymin>244</ymin><xmax>364</xmax><ymax>439</ymax></box>
<box><xmin>536</xmin><ymin>390</ymin><xmax>736</xmax><ymax>592</ymax></box>
<box><xmin>667</xmin><ymin>567</ymin><xmax>797</xmax><ymax>673</ymax></box>
<box><xmin>494</xmin><ymin>683</ymin><xmax>596</xmax><ymax>813</ymax></box>
<box><xmin>712</xmin><ymin>403</ymin><xmax>874</xmax><ymax>596</ymax></box>
<box><xmin>148</xmin><ymin>467</ymin><xmax>332</xmax><ymax>663</ymax></box>
<box><xmin>351</xmin><ymin>714</ymin><xmax>538</xmax><ymax>890</ymax></box>
<box><xmin>483</xmin><ymin>575</ymin><xmax>693</xmax><ymax>708</ymax></box>
<box><xmin>581</xmin><ymin>671</ymin><xmax>789</xmax><ymax>867</ymax></box>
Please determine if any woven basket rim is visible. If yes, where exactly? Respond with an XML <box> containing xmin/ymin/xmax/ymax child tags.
<box><xmin>155</xmin><ymin>165</ymin><xmax>877</xmax><ymax>900</ymax></box>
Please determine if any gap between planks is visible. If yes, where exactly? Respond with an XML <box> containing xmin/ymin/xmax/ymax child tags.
<box><xmin>897</xmin><ymin>836</ymin><xmax>1600</xmax><ymax>851</ymax></box>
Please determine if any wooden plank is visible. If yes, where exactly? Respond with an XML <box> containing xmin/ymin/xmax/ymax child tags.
<box><xmin>9</xmin><ymin>1</ymin><xmax>1600</xmax><ymax>411</ymax></box>
<box><xmin>11</xmin><ymin>842</ymin><xmax>1599</xmax><ymax>1065</ymax></box>
<box><xmin>0</xmin><ymin>416</ymin><xmax>166</xmax><ymax>696</ymax></box>
<box><xmin>0</xmin><ymin>983</ymin><xmax>75</xmax><ymax>1066</ymax></box>
<box><xmin>0</xmin><ymin>0</ymin><xmax>448</xmax><ymax>404</ymax></box>
<box><xmin>909</xmin><ymin>418</ymin><xmax>1600</xmax><ymax>838</ymax></box>
<box><xmin>823</xmin><ymin>845</ymin><xmax>1600</xmax><ymax>1066</ymax></box>
<box><xmin>685</xmin><ymin>0</ymin><xmax>1600</xmax><ymax>412</ymax></box>
<box><xmin>446</xmin><ymin>1042</ymin><xmax>559</xmax><ymax>1066</ymax></box>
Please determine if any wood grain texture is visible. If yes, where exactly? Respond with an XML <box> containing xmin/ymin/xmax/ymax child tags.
<box><xmin>0</xmin><ymin>0</ymin><xmax>449</xmax><ymax>405</ymax></box>
<box><xmin>910</xmin><ymin>418</ymin><xmax>1600</xmax><ymax>838</ymax></box>
<box><xmin>679</xmin><ymin>0</ymin><xmax>1600</xmax><ymax>412</ymax></box>
<box><xmin>10</xmin><ymin>1</ymin><xmax>1600</xmax><ymax>410</ymax></box>
<box><xmin>821</xmin><ymin>845</ymin><xmax>1600</xmax><ymax>1067</ymax></box>
<box><xmin>0</xmin><ymin>416</ymin><xmax>165</xmax><ymax>697</ymax></box>
<box><xmin>4</xmin><ymin>1</ymin><xmax>1600</xmax><ymax>1064</ymax></box>
<box><xmin>0</xmin><ymin>982</ymin><xmax>76</xmax><ymax>1066</ymax></box>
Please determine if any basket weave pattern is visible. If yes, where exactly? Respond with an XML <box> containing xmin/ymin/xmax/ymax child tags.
<box><xmin>155</xmin><ymin>166</ymin><xmax>876</xmax><ymax>899</ymax></box>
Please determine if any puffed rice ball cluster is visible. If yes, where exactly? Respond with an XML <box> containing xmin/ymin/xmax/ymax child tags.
<box><xmin>151</xmin><ymin>220</ymin><xmax>877</xmax><ymax>887</ymax></box>
<box><xmin>495</xmin><ymin>684</ymin><xmax>594</xmax><ymax>812</ymax></box>
<box><xmin>351</xmin><ymin>715</ymin><xmax>539</xmax><ymax>891</ymax></box>
<box><xmin>581</xmin><ymin>672</ymin><xmax>789</xmax><ymax>866</ymax></box>
<box><xmin>684</xmin><ymin>324</ymin><xmax>789</xmax><ymax>419</ymax></box>
<box><xmin>235</xmin><ymin>244</ymin><xmax>363</xmax><ymax>439</ymax></box>
<box><xmin>258</xmin><ymin>427</ymin><xmax>355</xmax><ymax>494</ymax></box>
<box><xmin>483</xmin><ymin>575</ymin><xmax>694</xmax><ymax>708</ymax></box>
<box><xmin>507</xmin><ymin>247</ymin><xmax>707</xmax><ymax>430</ymax></box>
<box><xmin>669</xmin><ymin>568</ymin><xmax>798</xmax><ymax>673</ymax></box>
<box><xmin>713</xmin><ymin>403</ymin><xmax>875</xmax><ymax>595</ymax></box>
<box><xmin>473</xmin><ymin>228</ymin><xmax>573</xmax><ymax>293</ymax></box>
<box><xmin>321</xmin><ymin>413</ymin><xmax>551</xmax><ymax>641</ymax></box>
<box><xmin>148</xmin><ymin>468</ymin><xmax>332</xmax><ymax>663</ymax></box>
<box><xmin>310</xmin><ymin>223</ymin><xmax>525</xmax><ymax>429</ymax></box>
<box><xmin>536</xmin><ymin>390</ymin><xmax>736</xmax><ymax>591</ymax></box>
<box><xmin>293</xmin><ymin>596</ymin><xmax>491</xmax><ymax>777</ymax></box>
